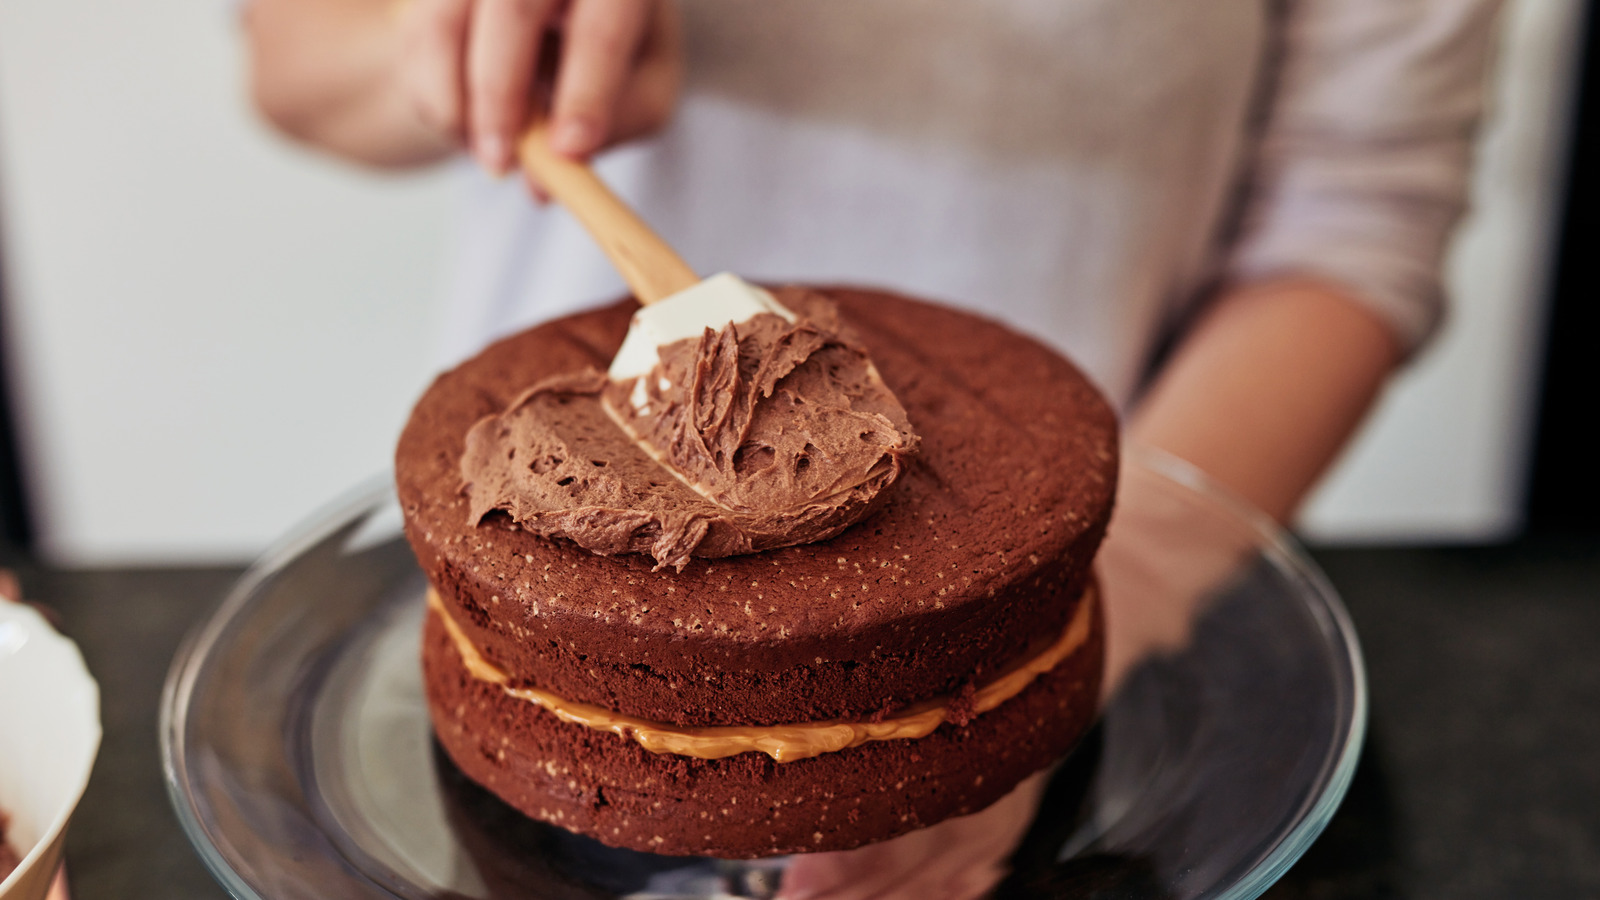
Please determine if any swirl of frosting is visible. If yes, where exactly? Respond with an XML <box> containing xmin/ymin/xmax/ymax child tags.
<box><xmin>460</xmin><ymin>288</ymin><xmax>919</xmax><ymax>569</ymax></box>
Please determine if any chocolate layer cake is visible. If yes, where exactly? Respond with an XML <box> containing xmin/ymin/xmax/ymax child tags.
<box><xmin>398</xmin><ymin>287</ymin><xmax>1117</xmax><ymax>857</ymax></box>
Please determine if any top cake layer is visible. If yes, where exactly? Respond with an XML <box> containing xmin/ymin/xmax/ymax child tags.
<box><xmin>397</xmin><ymin>288</ymin><xmax>1117</xmax><ymax>728</ymax></box>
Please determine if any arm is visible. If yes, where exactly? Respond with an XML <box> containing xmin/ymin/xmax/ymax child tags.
<box><xmin>1129</xmin><ymin>276</ymin><xmax>1402</xmax><ymax>523</ymax></box>
<box><xmin>244</xmin><ymin>0</ymin><xmax>447</xmax><ymax>168</ymax></box>
<box><xmin>1096</xmin><ymin>277</ymin><xmax>1400</xmax><ymax>694</ymax></box>
<box><xmin>243</xmin><ymin>0</ymin><xmax>682</xmax><ymax>171</ymax></box>
<box><xmin>1131</xmin><ymin>0</ymin><xmax>1507</xmax><ymax>522</ymax></box>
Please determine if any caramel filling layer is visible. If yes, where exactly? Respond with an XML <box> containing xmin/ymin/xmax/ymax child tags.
<box><xmin>428</xmin><ymin>586</ymin><xmax>1094</xmax><ymax>764</ymax></box>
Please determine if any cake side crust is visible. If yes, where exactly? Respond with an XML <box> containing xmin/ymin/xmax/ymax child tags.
<box><xmin>421</xmin><ymin>592</ymin><xmax>1105</xmax><ymax>857</ymax></box>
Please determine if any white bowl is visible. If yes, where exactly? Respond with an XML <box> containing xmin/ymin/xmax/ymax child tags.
<box><xmin>0</xmin><ymin>603</ymin><xmax>101</xmax><ymax>900</ymax></box>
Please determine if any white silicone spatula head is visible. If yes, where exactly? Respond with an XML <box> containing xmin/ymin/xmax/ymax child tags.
<box><xmin>517</xmin><ymin>123</ymin><xmax>793</xmax><ymax>378</ymax></box>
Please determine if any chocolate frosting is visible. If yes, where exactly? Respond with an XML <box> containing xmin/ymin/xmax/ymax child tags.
<box><xmin>459</xmin><ymin>288</ymin><xmax>919</xmax><ymax>570</ymax></box>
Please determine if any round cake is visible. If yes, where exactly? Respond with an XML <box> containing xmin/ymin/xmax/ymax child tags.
<box><xmin>397</xmin><ymin>287</ymin><xmax>1117</xmax><ymax>857</ymax></box>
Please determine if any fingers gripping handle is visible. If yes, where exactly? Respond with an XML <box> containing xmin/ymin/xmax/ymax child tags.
<box><xmin>518</xmin><ymin>122</ymin><xmax>700</xmax><ymax>306</ymax></box>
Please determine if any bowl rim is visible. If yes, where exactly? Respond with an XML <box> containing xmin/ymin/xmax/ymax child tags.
<box><xmin>0</xmin><ymin>602</ymin><xmax>102</xmax><ymax>894</ymax></box>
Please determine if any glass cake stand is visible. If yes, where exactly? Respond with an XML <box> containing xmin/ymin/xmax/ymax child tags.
<box><xmin>161</xmin><ymin>448</ymin><xmax>1365</xmax><ymax>900</ymax></box>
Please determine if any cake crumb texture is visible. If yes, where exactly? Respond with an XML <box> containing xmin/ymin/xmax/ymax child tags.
<box><xmin>422</xmin><ymin>602</ymin><xmax>1104</xmax><ymax>857</ymax></box>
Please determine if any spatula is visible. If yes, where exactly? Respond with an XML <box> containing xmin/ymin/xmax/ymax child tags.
<box><xmin>516</xmin><ymin>122</ymin><xmax>795</xmax><ymax>381</ymax></box>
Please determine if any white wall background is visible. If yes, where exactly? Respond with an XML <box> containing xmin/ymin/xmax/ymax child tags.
<box><xmin>0</xmin><ymin>0</ymin><xmax>454</xmax><ymax>563</ymax></box>
<box><xmin>0</xmin><ymin>0</ymin><xmax>1585</xmax><ymax>565</ymax></box>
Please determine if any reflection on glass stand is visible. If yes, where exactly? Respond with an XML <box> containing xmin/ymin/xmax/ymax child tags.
<box><xmin>162</xmin><ymin>447</ymin><xmax>1364</xmax><ymax>900</ymax></box>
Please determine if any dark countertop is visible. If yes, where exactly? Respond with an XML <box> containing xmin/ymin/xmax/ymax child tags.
<box><xmin>11</xmin><ymin>537</ymin><xmax>1600</xmax><ymax>899</ymax></box>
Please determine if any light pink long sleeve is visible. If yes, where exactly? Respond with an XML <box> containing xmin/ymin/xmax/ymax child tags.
<box><xmin>1223</xmin><ymin>0</ymin><xmax>1506</xmax><ymax>352</ymax></box>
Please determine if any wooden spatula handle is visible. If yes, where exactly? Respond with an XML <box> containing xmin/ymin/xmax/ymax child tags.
<box><xmin>518</xmin><ymin>123</ymin><xmax>699</xmax><ymax>306</ymax></box>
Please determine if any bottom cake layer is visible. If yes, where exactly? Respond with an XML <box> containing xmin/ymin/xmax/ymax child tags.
<box><xmin>422</xmin><ymin>596</ymin><xmax>1104</xmax><ymax>858</ymax></box>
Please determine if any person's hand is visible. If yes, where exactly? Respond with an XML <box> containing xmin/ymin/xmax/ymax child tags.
<box><xmin>775</xmin><ymin>771</ymin><xmax>1049</xmax><ymax>900</ymax></box>
<box><xmin>393</xmin><ymin>0</ymin><xmax>683</xmax><ymax>175</ymax></box>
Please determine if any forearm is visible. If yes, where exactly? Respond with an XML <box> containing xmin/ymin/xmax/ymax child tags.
<box><xmin>1128</xmin><ymin>278</ymin><xmax>1403</xmax><ymax>523</ymax></box>
<box><xmin>244</xmin><ymin>0</ymin><xmax>456</xmax><ymax>167</ymax></box>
